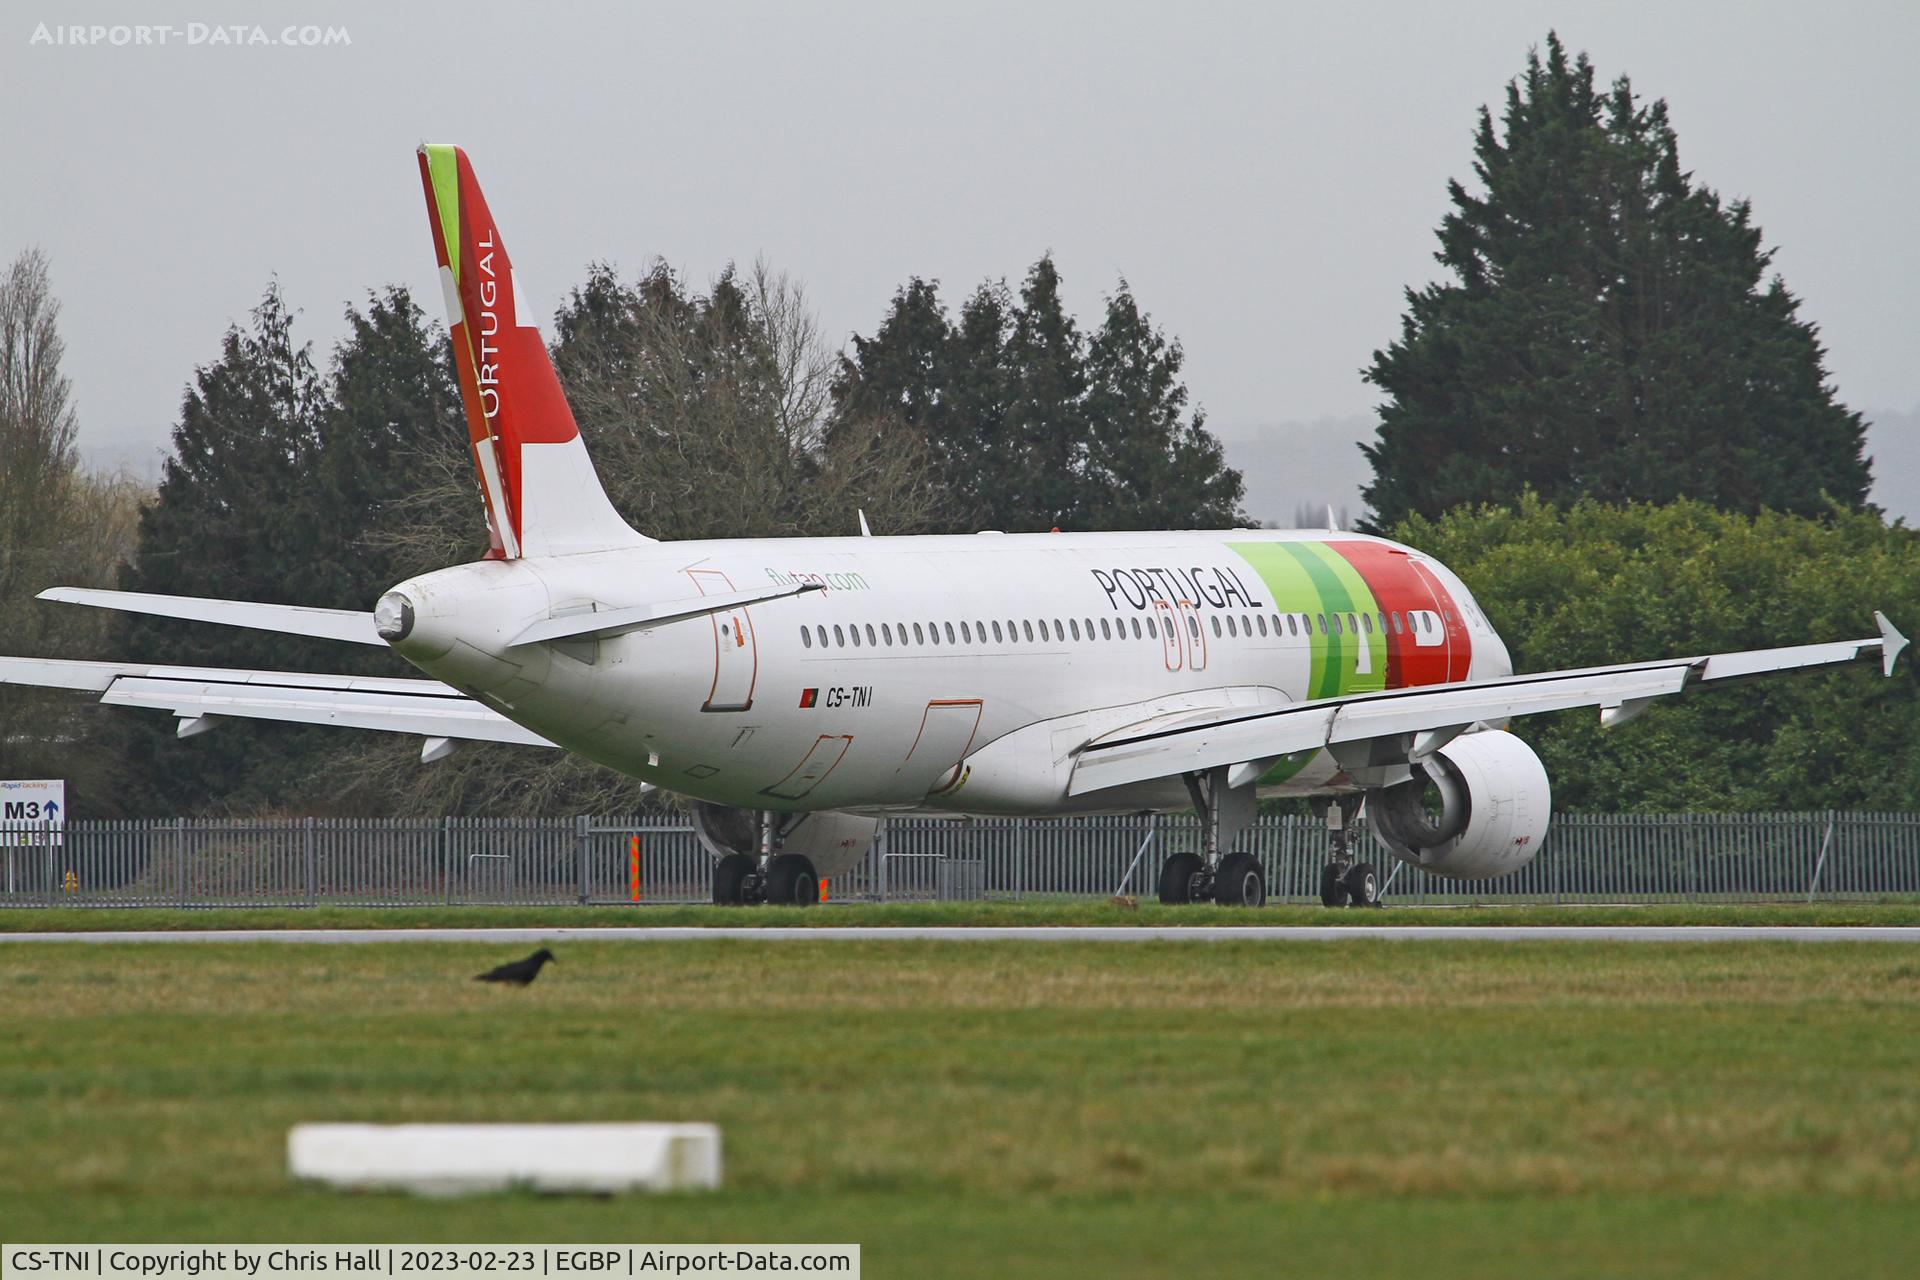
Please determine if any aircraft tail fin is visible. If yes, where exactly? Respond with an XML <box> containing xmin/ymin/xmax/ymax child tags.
<box><xmin>416</xmin><ymin>143</ymin><xmax>648</xmax><ymax>558</ymax></box>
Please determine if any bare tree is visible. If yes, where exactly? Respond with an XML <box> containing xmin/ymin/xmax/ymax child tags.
<box><xmin>0</xmin><ymin>249</ymin><xmax>149</xmax><ymax>802</ymax></box>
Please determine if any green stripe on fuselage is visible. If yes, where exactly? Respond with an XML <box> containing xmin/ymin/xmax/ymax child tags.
<box><xmin>1226</xmin><ymin>541</ymin><xmax>1385</xmax><ymax>700</ymax></box>
<box><xmin>1227</xmin><ymin>539</ymin><xmax>1388</xmax><ymax>788</ymax></box>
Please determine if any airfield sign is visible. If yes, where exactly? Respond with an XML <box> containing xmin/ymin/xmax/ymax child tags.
<box><xmin>1</xmin><ymin>778</ymin><xmax>65</xmax><ymax>847</ymax></box>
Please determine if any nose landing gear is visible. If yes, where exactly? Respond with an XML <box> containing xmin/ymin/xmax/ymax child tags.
<box><xmin>1314</xmin><ymin>795</ymin><xmax>1380</xmax><ymax>908</ymax></box>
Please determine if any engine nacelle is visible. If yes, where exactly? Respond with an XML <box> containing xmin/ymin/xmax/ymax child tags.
<box><xmin>689</xmin><ymin>802</ymin><xmax>878</xmax><ymax>879</ymax></box>
<box><xmin>1367</xmin><ymin>729</ymin><xmax>1551</xmax><ymax>880</ymax></box>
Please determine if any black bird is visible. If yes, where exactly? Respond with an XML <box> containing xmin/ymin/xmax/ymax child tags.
<box><xmin>474</xmin><ymin>948</ymin><xmax>555</xmax><ymax>986</ymax></box>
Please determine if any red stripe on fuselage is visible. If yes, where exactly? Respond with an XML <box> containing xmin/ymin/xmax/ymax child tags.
<box><xmin>1326</xmin><ymin>541</ymin><xmax>1471</xmax><ymax>687</ymax></box>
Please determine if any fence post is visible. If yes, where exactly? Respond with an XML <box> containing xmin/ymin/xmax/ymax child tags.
<box><xmin>176</xmin><ymin>817</ymin><xmax>188</xmax><ymax>907</ymax></box>
<box><xmin>43</xmin><ymin>821</ymin><xmax>56</xmax><ymax>907</ymax></box>
<box><xmin>576</xmin><ymin>815</ymin><xmax>592</xmax><ymax>906</ymax></box>
<box><xmin>1806</xmin><ymin>810</ymin><xmax>1836</xmax><ymax>904</ymax></box>
<box><xmin>443</xmin><ymin>815</ymin><xmax>454</xmax><ymax>906</ymax></box>
<box><xmin>304</xmin><ymin>816</ymin><xmax>316</xmax><ymax>906</ymax></box>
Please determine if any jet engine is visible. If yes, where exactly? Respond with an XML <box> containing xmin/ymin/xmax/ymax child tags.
<box><xmin>689</xmin><ymin>802</ymin><xmax>878</xmax><ymax>879</ymax></box>
<box><xmin>1366</xmin><ymin>729</ymin><xmax>1551</xmax><ymax>880</ymax></box>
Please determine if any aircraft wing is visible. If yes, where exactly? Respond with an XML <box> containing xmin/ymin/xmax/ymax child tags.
<box><xmin>1068</xmin><ymin>613</ymin><xmax>1909</xmax><ymax>796</ymax></box>
<box><xmin>0</xmin><ymin>656</ymin><xmax>556</xmax><ymax>748</ymax></box>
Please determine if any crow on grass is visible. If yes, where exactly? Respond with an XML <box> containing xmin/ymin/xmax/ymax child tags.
<box><xmin>474</xmin><ymin>948</ymin><xmax>555</xmax><ymax>986</ymax></box>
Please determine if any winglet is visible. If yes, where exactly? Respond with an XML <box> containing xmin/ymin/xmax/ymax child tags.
<box><xmin>1876</xmin><ymin>611</ymin><xmax>1908</xmax><ymax>676</ymax></box>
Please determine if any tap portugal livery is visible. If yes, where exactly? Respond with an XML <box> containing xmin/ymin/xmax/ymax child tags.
<box><xmin>3</xmin><ymin>145</ymin><xmax>1908</xmax><ymax>907</ymax></box>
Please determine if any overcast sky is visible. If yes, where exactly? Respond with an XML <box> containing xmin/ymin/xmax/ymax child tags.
<box><xmin>4</xmin><ymin>1</ymin><xmax>1915</xmax><ymax>523</ymax></box>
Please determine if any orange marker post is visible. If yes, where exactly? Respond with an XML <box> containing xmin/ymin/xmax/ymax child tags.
<box><xmin>819</xmin><ymin>878</ymin><xmax>829</xmax><ymax>902</ymax></box>
<box><xmin>629</xmin><ymin>835</ymin><xmax>641</xmax><ymax>904</ymax></box>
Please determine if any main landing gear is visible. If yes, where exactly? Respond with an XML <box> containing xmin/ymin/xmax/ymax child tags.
<box><xmin>1314</xmin><ymin>795</ymin><xmax>1380</xmax><ymax>909</ymax></box>
<box><xmin>1157</xmin><ymin>768</ymin><xmax>1266</xmax><ymax>907</ymax></box>
<box><xmin>711</xmin><ymin>812</ymin><xmax>820</xmax><ymax>907</ymax></box>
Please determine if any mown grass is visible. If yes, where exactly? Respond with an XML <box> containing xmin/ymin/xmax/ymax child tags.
<box><xmin>3</xmin><ymin>898</ymin><xmax>1919</xmax><ymax>931</ymax></box>
<box><xmin>2</xmin><ymin>939</ymin><xmax>1917</xmax><ymax>1275</ymax></box>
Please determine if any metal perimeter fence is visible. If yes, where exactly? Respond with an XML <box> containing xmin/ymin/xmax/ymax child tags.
<box><xmin>1</xmin><ymin>811</ymin><xmax>1916</xmax><ymax>907</ymax></box>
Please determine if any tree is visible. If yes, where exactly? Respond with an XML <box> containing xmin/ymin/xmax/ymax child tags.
<box><xmin>0</xmin><ymin>249</ymin><xmax>147</xmax><ymax>813</ymax></box>
<box><xmin>543</xmin><ymin>258</ymin><xmax>945</xmax><ymax>543</ymax></box>
<box><xmin>1362</xmin><ymin>33</ymin><xmax>1871</xmax><ymax>528</ymax></box>
<box><xmin>113</xmin><ymin>283</ymin><xmax>342</xmax><ymax>812</ymax></box>
<box><xmin>1393</xmin><ymin>493</ymin><xmax>1920</xmax><ymax>811</ymax></box>
<box><xmin>836</xmin><ymin>257</ymin><xmax>1245</xmax><ymax>531</ymax></box>
<box><xmin>1082</xmin><ymin>282</ymin><xmax>1244</xmax><ymax>530</ymax></box>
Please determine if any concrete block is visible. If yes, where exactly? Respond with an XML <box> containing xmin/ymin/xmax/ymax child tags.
<box><xmin>288</xmin><ymin>1123</ymin><xmax>721</xmax><ymax>1195</ymax></box>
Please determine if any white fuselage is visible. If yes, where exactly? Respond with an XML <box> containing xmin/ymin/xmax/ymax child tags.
<box><xmin>386</xmin><ymin>528</ymin><xmax>1512</xmax><ymax>817</ymax></box>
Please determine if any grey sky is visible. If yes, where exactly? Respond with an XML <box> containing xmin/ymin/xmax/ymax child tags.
<box><xmin>4</xmin><ymin>1</ymin><xmax>1915</xmax><ymax>524</ymax></box>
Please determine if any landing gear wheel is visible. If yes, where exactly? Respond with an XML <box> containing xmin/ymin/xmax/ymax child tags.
<box><xmin>765</xmin><ymin>853</ymin><xmax>820</xmax><ymax>906</ymax></box>
<box><xmin>712</xmin><ymin>853</ymin><xmax>755</xmax><ymax>906</ymax></box>
<box><xmin>1343</xmin><ymin>862</ymin><xmax>1380</xmax><ymax>908</ymax></box>
<box><xmin>1214</xmin><ymin>851</ymin><xmax>1266</xmax><ymax>908</ymax></box>
<box><xmin>1157</xmin><ymin>851</ymin><xmax>1204</xmax><ymax>905</ymax></box>
<box><xmin>1319</xmin><ymin>863</ymin><xmax>1350</xmax><ymax>909</ymax></box>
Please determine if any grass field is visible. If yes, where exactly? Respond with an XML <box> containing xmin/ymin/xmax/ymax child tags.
<box><xmin>4</xmin><ymin>899</ymin><xmax>1920</xmax><ymax>931</ymax></box>
<box><xmin>3</xmin><ymin>937</ymin><xmax>1918</xmax><ymax>1275</ymax></box>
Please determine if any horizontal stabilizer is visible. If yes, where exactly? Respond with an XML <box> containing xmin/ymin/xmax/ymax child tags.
<box><xmin>509</xmin><ymin>582</ymin><xmax>824</xmax><ymax>647</ymax></box>
<box><xmin>38</xmin><ymin>588</ymin><xmax>383</xmax><ymax>646</ymax></box>
<box><xmin>0</xmin><ymin>656</ymin><xmax>554</xmax><ymax>748</ymax></box>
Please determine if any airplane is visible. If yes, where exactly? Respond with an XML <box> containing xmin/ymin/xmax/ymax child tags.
<box><xmin>1</xmin><ymin>144</ymin><xmax>1908</xmax><ymax>908</ymax></box>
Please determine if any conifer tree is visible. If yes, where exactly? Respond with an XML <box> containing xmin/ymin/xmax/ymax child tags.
<box><xmin>1362</xmin><ymin>33</ymin><xmax>1871</xmax><ymax>526</ymax></box>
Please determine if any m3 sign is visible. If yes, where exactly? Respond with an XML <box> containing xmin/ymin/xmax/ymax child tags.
<box><xmin>1</xmin><ymin>779</ymin><xmax>65</xmax><ymax>846</ymax></box>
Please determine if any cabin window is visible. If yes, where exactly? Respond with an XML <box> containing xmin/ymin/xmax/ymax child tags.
<box><xmin>1065</xmin><ymin>619</ymin><xmax>1077</xmax><ymax>641</ymax></box>
<box><xmin>830</xmin><ymin>625</ymin><xmax>843</xmax><ymax>646</ymax></box>
<box><xmin>1099</xmin><ymin>617</ymin><xmax>1112</xmax><ymax>640</ymax></box>
<box><xmin>865</xmin><ymin>624</ymin><xmax>877</xmax><ymax>646</ymax></box>
<box><xmin>801</xmin><ymin>627</ymin><xmax>812</xmax><ymax>648</ymax></box>
<box><xmin>1022</xmin><ymin>620</ymin><xmax>1034</xmax><ymax>642</ymax></box>
<box><xmin>1331</xmin><ymin>614</ymin><xmax>1343</xmax><ymax>636</ymax></box>
<box><xmin>1361</xmin><ymin>613</ymin><xmax>1372</xmax><ymax>634</ymax></box>
<box><xmin>1313</xmin><ymin>613</ymin><xmax>1325</xmax><ymax>634</ymax></box>
<box><xmin>1210</xmin><ymin>616</ymin><xmax>1222</xmax><ymax>638</ymax></box>
<box><xmin>943</xmin><ymin>621</ymin><xmax>956</xmax><ymax>644</ymax></box>
<box><xmin>1187</xmin><ymin>615</ymin><xmax>1200</xmax><ymax>638</ymax></box>
<box><xmin>1256</xmin><ymin>614</ymin><xmax>1267</xmax><ymax>637</ymax></box>
<box><xmin>960</xmin><ymin>621</ymin><xmax>973</xmax><ymax>643</ymax></box>
<box><xmin>992</xmin><ymin>620</ymin><xmax>1004</xmax><ymax>643</ymax></box>
<box><xmin>849</xmin><ymin>625</ymin><xmax>861</xmax><ymax>647</ymax></box>
<box><xmin>977</xmin><ymin>619</ymin><xmax>987</xmax><ymax>641</ymax></box>
<box><xmin>1390</xmin><ymin>612</ymin><xmax>1402</xmax><ymax>634</ymax></box>
<box><xmin>913</xmin><ymin>622</ymin><xmax>925</xmax><ymax>644</ymax></box>
<box><xmin>1347</xmin><ymin>612</ymin><xmax>1358</xmax><ymax>635</ymax></box>
<box><xmin>881</xmin><ymin>623</ymin><xmax>893</xmax><ymax>645</ymax></box>
<box><xmin>816</xmin><ymin>625</ymin><xmax>828</xmax><ymax>648</ymax></box>
<box><xmin>1128</xmin><ymin>617</ymin><xmax>1140</xmax><ymax>639</ymax></box>
<box><xmin>1377</xmin><ymin>612</ymin><xmax>1388</xmax><ymax>634</ymax></box>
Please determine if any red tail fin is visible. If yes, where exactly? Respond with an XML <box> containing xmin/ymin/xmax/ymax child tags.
<box><xmin>417</xmin><ymin>144</ymin><xmax>644</xmax><ymax>557</ymax></box>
